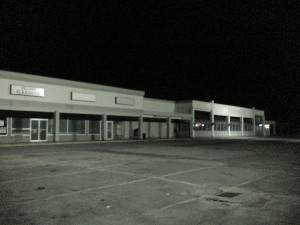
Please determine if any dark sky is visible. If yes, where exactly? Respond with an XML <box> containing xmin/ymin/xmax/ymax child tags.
<box><xmin>1</xmin><ymin>1</ymin><xmax>299</xmax><ymax>126</ymax></box>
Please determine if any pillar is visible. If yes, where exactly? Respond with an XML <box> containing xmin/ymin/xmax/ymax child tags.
<box><xmin>262</xmin><ymin>115</ymin><xmax>266</xmax><ymax>137</ymax></box>
<box><xmin>102</xmin><ymin>114</ymin><xmax>107</xmax><ymax>141</ymax></box>
<box><xmin>211</xmin><ymin>100</ymin><xmax>215</xmax><ymax>137</ymax></box>
<box><xmin>252</xmin><ymin>107</ymin><xmax>256</xmax><ymax>136</ymax></box>
<box><xmin>167</xmin><ymin>117</ymin><xmax>172</xmax><ymax>139</ymax></box>
<box><xmin>190</xmin><ymin>109</ymin><xmax>195</xmax><ymax>138</ymax></box>
<box><xmin>227</xmin><ymin>115</ymin><xmax>231</xmax><ymax>137</ymax></box>
<box><xmin>53</xmin><ymin>111</ymin><xmax>60</xmax><ymax>142</ymax></box>
<box><xmin>138</xmin><ymin>116</ymin><xmax>143</xmax><ymax>139</ymax></box>
<box><xmin>241</xmin><ymin>117</ymin><xmax>244</xmax><ymax>137</ymax></box>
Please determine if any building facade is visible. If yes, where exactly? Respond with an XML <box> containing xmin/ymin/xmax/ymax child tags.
<box><xmin>0</xmin><ymin>70</ymin><xmax>275</xmax><ymax>143</ymax></box>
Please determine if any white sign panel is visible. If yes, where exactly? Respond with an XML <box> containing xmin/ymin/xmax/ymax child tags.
<box><xmin>71</xmin><ymin>92</ymin><xmax>96</xmax><ymax>102</ymax></box>
<box><xmin>0</xmin><ymin>127</ymin><xmax>7</xmax><ymax>134</ymax></box>
<box><xmin>11</xmin><ymin>85</ymin><xmax>44</xmax><ymax>97</ymax></box>
<box><xmin>0</xmin><ymin>120</ymin><xmax>4</xmax><ymax>126</ymax></box>
<box><xmin>115</xmin><ymin>97</ymin><xmax>135</xmax><ymax>106</ymax></box>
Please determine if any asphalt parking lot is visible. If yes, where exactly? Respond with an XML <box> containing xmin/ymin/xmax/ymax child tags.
<box><xmin>0</xmin><ymin>138</ymin><xmax>299</xmax><ymax>225</ymax></box>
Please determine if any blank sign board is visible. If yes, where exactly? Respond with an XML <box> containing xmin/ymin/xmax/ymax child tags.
<box><xmin>71</xmin><ymin>92</ymin><xmax>96</xmax><ymax>102</ymax></box>
<box><xmin>115</xmin><ymin>97</ymin><xmax>135</xmax><ymax>106</ymax></box>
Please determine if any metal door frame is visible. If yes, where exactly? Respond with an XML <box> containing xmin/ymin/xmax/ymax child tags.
<box><xmin>30</xmin><ymin>119</ymin><xmax>48</xmax><ymax>142</ymax></box>
<box><xmin>107</xmin><ymin>121</ymin><xmax>113</xmax><ymax>140</ymax></box>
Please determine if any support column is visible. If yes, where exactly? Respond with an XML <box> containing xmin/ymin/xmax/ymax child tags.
<box><xmin>262</xmin><ymin>115</ymin><xmax>266</xmax><ymax>137</ymax></box>
<box><xmin>167</xmin><ymin>117</ymin><xmax>172</xmax><ymax>139</ymax></box>
<box><xmin>102</xmin><ymin>114</ymin><xmax>107</xmax><ymax>141</ymax></box>
<box><xmin>53</xmin><ymin>111</ymin><xmax>60</xmax><ymax>142</ymax></box>
<box><xmin>211</xmin><ymin>100</ymin><xmax>215</xmax><ymax>137</ymax></box>
<box><xmin>129</xmin><ymin>121</ymin><xmax>133</xmax><ymax>139</ymax></box>
<box><xmin>190</xmin><ymin>109</ymin><xmax>195</xmax><ymax>138</ymax></box>
<box><xmin>252</xmin><ymin>107</ymin><xmax>256</xmax><ymax>136</ymax></box>
<box><xmin>227</xmin><ymin>115</ymin><xmax>231</xmax><ymax>137</ymax></box>
<box><xmin>241</xmin><ymin>117</ymin><xmax>244</xmax><ymax>137</ymax></box>
<box><xmin>138</xmin><ymin>116</ymin><xmax>143</xmax><ymax>139</ymax></box>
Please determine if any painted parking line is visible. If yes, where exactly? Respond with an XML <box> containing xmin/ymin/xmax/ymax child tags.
<box><xmin>145</xmin><ymin>174</ymin><xmax>276</xmax><ymax>215</ymax></box>
<box><xmin>0</xmin><ymin>166</ymin><xmax>148</xmax><ymax>184</ymax></box>
<box><xmin>157</xmin><ymin>197</ymin><xmax>200</xmax><ymax>211</ymax></box>
<box><xmin>0</xmin><ymin>170</ymin><xmax>94</xmax><ymax>184</ymax></box>
<box><xmin>160</xmin><ymin>165</ymin><xmax>225</xmax><ymax>178</ymax></box>
<box><xmin>157</xmin><ymin>177</ymin><xmax>205</xmax><ymax>188</ymax></box>
<box><xmin>14</xmin><ymin>177</ymin><xmax>155</xmax><ymax>207</ymax></box>
<box><xmin>218</xmin><ymin>174</ymin><xmax>273</xmax><ymax>194</ymax></box>
<box><xmin>0</xmin><ymin>165</ymin><xmax>223</xmax><ymax>209</ymax></box>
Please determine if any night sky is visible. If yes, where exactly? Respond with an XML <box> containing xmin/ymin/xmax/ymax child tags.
<box><xmin>1</xmin><ymin>1</ymin><xmax>299</xmax><ymax>127</ymax></box>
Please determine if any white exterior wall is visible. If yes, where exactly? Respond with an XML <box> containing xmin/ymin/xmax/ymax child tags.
<box><xmin>138</xmin><ymin>122</ymin><xmax>173</xmax><ymax>139</ymax></box>
<box><xmin>191</xmin><ymin>100</ymin><xmax>266</xmax><ymax>138</ymax></box>
<box><xmin>0</xmin><ymin>77</ymin><xmax>144</xmax><ymax>111</ymax></box>
<box><xmin>143</xmin><ymin>98</ymin><xmax>175</xmax><ymax>113</ymax></box>
<box><xmin>213</xmin><ymin>103</ymin><xmax>253</xmax><ymax>118</ymax></box>
<box><xmin>194</xmin><ymin>131</ymin><xmax>211</xmax><ymax>137</ymax></box>
<box><xmin>149</xmin><ymin>122</ymin><xmax>160</xmax><ymax>138</ymax></box>
<box><xmin>230</xmin><ymin>131</ymin><xmax>243</xmax><ymax>137</ymax></box>
<box><xmin>175</xmin><ymin>101</ymin><xmax>192</xmax><ymax>114</ymax></box>
<box><xmin>0</xmin><ymin>70</ymin><xmax>271</xmax><ymax>143</ymax></box>
<box><xmin>192</xmin><ymin>100</ymin><xmax>212</xmax><ymax>112</ymax></box>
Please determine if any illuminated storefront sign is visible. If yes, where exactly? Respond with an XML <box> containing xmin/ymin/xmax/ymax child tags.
<box><xmin>11</xmin><ymin>85</ymin><xmax>44</xmax><ymax>97</ymax></box>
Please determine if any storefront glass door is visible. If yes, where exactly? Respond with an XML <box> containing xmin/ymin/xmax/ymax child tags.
<box><xmin>107</xmin><ymin>121</ymin><xmax>113</xmax><ymax>140</ymax></box>
<box><xmin>30</xmin><ymin>119</ymin><xmax>48</xmax><ymax>142</ymax></box>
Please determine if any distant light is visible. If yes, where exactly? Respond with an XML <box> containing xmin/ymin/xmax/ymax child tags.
<box><xmin>265</xmin><ymin>124</ymin><xmax>270</xmax><ymax>129</ymax></box>
<box><xmin>259</xmin><ymin>124</ymin><xmax>262</xmax><ymax>127</ymax></box>
<box><xmin>201</xmin><ymin>124</ymin><xmax>205</xmax><ymax>127</ymax></box>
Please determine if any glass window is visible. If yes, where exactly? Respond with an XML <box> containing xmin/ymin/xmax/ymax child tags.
<box><xmin>231</xmin><ymin>122</ymin><xmax>241</xmax><ymax>131</ymax></box>
<box><xmin>68</xmin><ymin>119</ymin><xmax>85</xmax><ymax>134</ymax></box>
<box><xmin>89</xmin><ymin>120</ymin><xmax>100</xmax><ymax>134</ymax></box>
<box><xmin>48</xmin><ymin>119</ymin><xmax>53</xmax><ymax>134</ymax></box>
<box><xmin>214</xmin><ymin>122</ymin><xmax>228</xmax><ymax>131</ymax></box>
<box><xmin>12</xmin><ymin>118</ymin><xmax>30</xmax><ymax>135</ymax></box>
<box><xmin>178</xmin><ymin>122</ymin><xmax>190</xmax><ymax>132</ymax></box>
<box><xmin>0</xmin><ymin>117</ymin><xmax>8</xmax><ymax>136</ymax></box>
<box><xmin>12</xmin><ymin>118</ymin><xmax>30</xmax><ymax>129</ymax></box>
<box><xmin>194</xmin><ymin>121</ymin><xmax>211</xmax><ymax>131</ymax></box>
<box><xmin>244</xmin><ymin>123</ymin><xmax>253</xmax><ymax>131</ymax></box>
<box><xmin>59</xmin><ymin>119</ymin><xmax>68</xmax><ymax>134</ymax></box>
<box><xmin>243</xmin><ymin>118</ymin><xmax>253</xmax><ymax>131</ymax></box>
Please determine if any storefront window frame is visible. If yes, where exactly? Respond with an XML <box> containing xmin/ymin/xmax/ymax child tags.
<box><xmin>0</xmin><ymin>118</ymin><xmax>8</xmax><ymax>136</ymax></box>
<box><xmin>11</xmin><ymin>118</ymin><xmax>30</xmax><ymax>136</ymax></box>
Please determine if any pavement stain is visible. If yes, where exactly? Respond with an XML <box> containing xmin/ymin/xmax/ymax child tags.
<box><xmin>217</xmin><ymin>192</ymin><xmax>240</xmax><ymax>198</ymax></box>
<box><xmin>35</xmin><ymin>187</ymin><xmax>46</xmax><ymax>191</ymax></box>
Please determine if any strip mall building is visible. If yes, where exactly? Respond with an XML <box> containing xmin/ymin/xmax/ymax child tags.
<box><xmin>0</xmin><ymin>70</ymin><xmax>276</xmax><ymax>143</ymax></box>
